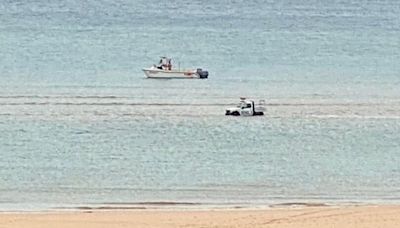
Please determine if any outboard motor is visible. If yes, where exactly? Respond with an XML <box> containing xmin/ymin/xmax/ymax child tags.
<box><xmin>196</xmin><ymin>68</ymin><xmax>209</xmax><ymax>79</ymax></box>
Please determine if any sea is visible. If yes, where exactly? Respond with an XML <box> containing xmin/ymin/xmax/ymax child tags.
<box><xmin>1</xmin><ymin>0</ymin><xmax>400</xmax><ymax>211</ymax></box>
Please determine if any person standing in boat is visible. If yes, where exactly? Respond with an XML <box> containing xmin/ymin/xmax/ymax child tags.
<box><xmin>156</xmin><ymin>57</ymin><xmax>172</xmax><ymax>70</ymax></box>
<box><xmin>167</xmin><ymin>58</ymin><xmax>172</xmax><ymax>70</ymax></box>
<box><xmin>156</xmin><ymin>58</ymin><xmax>164</xmax><ymax>69</ymax></box>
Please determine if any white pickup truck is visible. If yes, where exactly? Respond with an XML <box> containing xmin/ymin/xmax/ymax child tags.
<box><xmin>225</xmin><ymin>98</ymin><xmax>265</xmax><ymax>116</ymax></box>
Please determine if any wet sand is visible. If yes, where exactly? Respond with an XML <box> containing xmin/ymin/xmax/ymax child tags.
<box><xmin>1</xmin><ymin>205</ymin><xmax>399</xmax><ymax>228</ymax></box>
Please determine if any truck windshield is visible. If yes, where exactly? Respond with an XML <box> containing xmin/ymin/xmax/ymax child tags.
<box><xmin>239</xmin><ymin>102</ymin><xmax>251</xmax><ymax>109</ymax></box>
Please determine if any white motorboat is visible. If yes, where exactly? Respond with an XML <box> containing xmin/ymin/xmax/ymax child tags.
<box><xmin>143</xmin><ymin>57</ymin><xmax>208</xmax><ymax>79</ymax></box>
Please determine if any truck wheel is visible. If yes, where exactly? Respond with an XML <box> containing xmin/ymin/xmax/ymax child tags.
<box><xmin>232</xmin><ymin>111</ymin><xmax>240</xmax><ymax>116</ymax></box>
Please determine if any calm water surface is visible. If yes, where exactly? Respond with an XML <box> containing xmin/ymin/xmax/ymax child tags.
<box><xmin>0</xmin><ymin>0</ymin><xmax>400</xmax><ymax>210</ymax></box>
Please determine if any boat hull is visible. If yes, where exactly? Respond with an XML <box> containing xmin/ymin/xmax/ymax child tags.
<box><xmin>142</xmin><ymin>68</ymin><xmax>203</xmax><ymax>79</ymax></box>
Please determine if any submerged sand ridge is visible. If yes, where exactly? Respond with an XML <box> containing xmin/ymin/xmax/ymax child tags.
<box><xmin>1</xmin><ymin>205</ymin><xmax>400</xmax><ymax>228</ymax></box>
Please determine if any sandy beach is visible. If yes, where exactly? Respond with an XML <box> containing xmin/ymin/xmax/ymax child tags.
<box><xmin>1</xmin><ymin>205</ymin><xmax>399</xmax><ymax>228</ymax></box>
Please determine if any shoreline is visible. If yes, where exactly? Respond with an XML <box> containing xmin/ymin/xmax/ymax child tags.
<box><xmin>0</xmin><ymin>201</ymin><xmax>379</xmax><ymax>213</ymax></box>
<box><xmin>1</xmin><ymin>205</ymin><xmax>399</xmax><ymax>228</ymax></box>
<box><xmin>0</xmin><ymin>201</ymin><xmax>396</xmax><ymax>213</ymax></box>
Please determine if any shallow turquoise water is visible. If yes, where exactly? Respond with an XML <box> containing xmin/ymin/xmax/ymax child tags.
<box><xmin>0</xmin><ymin>0</ymin><xmax>400</xmax><ymax>210</ymax></box>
